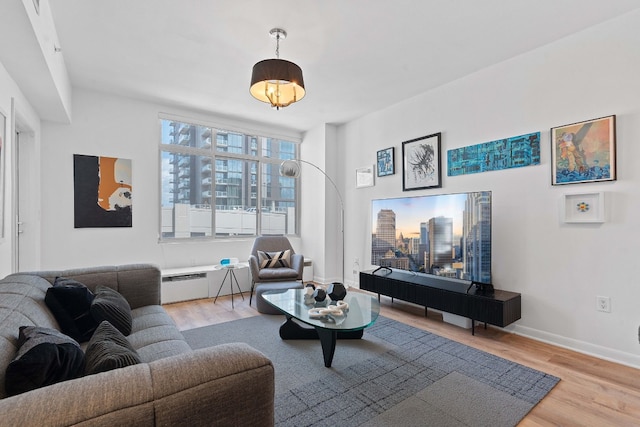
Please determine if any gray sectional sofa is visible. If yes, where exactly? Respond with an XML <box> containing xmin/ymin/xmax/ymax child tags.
<box><xmin>0</xmin><ymin>264</ymin><xmax>274</xmax><ymax>426</ymax></box>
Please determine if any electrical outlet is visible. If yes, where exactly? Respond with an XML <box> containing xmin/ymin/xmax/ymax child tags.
<box><xmin>353</xmin><ymin>269</ymin><xmax>358</xmax><ymax>275</ymax></box>
<box><xmin>596</xmin><ymin>296</ymin><xmax>611</xmax><ymax>313</ymax></box>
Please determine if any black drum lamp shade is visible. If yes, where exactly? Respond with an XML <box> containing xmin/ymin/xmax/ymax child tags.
<box><xmin>250</xmin><ymin>28</ymin><xmax>305</xmax><ymax>110</ymax></box>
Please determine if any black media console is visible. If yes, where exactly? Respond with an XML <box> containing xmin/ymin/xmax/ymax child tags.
<box><xmin>360</xmin><ymin>269</ymin><xmax>521</xmax><ymax>335</ymax></box>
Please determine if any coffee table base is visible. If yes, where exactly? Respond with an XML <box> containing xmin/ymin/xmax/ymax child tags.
<box><xmin>279</xmin><ymin>316</ymin><xmax>364</xmax><ymax>367</ymax></box>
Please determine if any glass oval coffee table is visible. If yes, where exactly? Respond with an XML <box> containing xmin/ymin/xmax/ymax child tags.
<box><xmin>261</xmin><ymin>288</ymin><xmax>380</xmax><ymax>367</ymax></box>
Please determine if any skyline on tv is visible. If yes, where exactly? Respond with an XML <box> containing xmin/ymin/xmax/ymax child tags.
<box><xmin>372</xmin><ymin>193</ymin><xmax>468</xmax><ymax>238</ymax></box>
<box><xmin>371</xmin><ymin>191</ymin><xmax>492</xmax><ymax>283</ymax></box>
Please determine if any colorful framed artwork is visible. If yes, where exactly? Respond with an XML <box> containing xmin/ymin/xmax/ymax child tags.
<box><xmin>402</xmin><ymin>132</ymin><xmax>441</xmax><ymax>191</ymax></box>
<box><xmin>563</xmin><ymin>192</ymin><xmax>604</xmax><ymax>223</ymax></box>
<box><xmin>551</xmin><ymin>115</ymin><xmax>616</xmax><ymax>185</ymax></box>
<box><xmin>356</xmin><ymin>165</ymin><xmax>375</xmax><ymax>188</ymax></box>
<box><xmin>74</xmin><ymin>154</ymin><xmax>132</xmax><ymax>228</ymax></box>
<box><xmin>447</xmin><ymin>132</ymin><xmax>540</xmax><ymax>176</ymax></box>
<box><xmin>376</xmin><ymin>147</ymin><xmax>395</xmax><ymax>177</ymax></box>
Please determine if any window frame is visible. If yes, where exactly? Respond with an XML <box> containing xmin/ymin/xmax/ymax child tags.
<box><xmin>158</xmin><ymin>115</ymin><xmax>300</xmax><ymax>242</ymax></box>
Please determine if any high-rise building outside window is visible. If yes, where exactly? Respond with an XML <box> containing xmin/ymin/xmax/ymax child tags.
<box><xmin>160</xmin><ymin>118</ymin><xmax>299</xmax><ymax>240</ymax></box>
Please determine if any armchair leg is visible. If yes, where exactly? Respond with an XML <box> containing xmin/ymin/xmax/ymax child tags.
<box><xmin>249</xmin><ymin>280</ymin><xmax>255</xmax><ymax>306</ymax></box>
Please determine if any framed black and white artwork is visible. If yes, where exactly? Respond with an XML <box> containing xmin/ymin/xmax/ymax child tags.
<box><xmin>402</xmin><ymin>132</ymin><xmax>442</xmax><ymax>191</ymax></box>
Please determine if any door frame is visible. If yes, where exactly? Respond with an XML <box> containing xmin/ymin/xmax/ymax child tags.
<box><xmin>11</xmin><ymin>98</ymin><xmax>40</xmax><ymax>272</ymax></box>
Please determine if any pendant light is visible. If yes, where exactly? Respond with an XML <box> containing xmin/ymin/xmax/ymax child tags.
<box><xmin>250</xmin><ymin>28</ymin><xmax>305</xmax><ymax>110</ymax></box>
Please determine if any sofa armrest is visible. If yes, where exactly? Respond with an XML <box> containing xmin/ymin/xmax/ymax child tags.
<box><xmin>0</xmin><ymin>343</ymin><xmax>274</xmax><ymax>426</ymax></box>
<box><xmin>249</xmin><ymin>254</ymin><xmax>260</xmax><ymax>283</ymax></box>
<box><xmin>151</xmin><ymin>343</ymin><xmax>275</xmax><ymax>426</ymax></box>
<box><xmin>291</xmin><ymin>253</ymin><xmax>304</xmax><ymax>280</ymax></box>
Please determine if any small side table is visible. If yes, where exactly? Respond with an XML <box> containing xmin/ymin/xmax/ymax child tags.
<box><xmin>213</xmin><ymin>262</ymin><xmax>248</xmax><ymax>308</ymax></box>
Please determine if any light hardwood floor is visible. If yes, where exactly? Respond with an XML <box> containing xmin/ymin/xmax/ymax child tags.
<box><xmin>164</xmin><ymin>292</ymin><xmax>640</xmax><ymax>427</ymax></box>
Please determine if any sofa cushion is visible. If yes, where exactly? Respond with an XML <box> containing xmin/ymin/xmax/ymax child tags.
<box><xmin>256</xmin><ymin>267</ymin><xmax>299</xmax><ymax>281</ymax></box>
<box><xmin>90</xmin><ymin>285</ymin><xmax>133</xmax><ymax>336</ymax></box>
<box><xmin>85</xmin><ymin>321</ymin><xmax>141</xmax><ymax>375</ymax></box>
<box><xmin>44</xmin><ymin>277</ymin><xmax>98</xmax><ymax>343</ymax></box>
<box><xmin>128</xmin><ymin>306</ymin><xmax>191</xmax><ymax>363</ymax></box>
<box><xmin>5</xmin><ymin>326</ymin><xmax>84</xmax><ymax>396</ymax></box>
<box><xmin>258</xmin><ymin>250</ymin><xmax>291</xmax><ymax>268</ymax></box>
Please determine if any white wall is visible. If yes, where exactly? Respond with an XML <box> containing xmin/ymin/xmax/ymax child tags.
<box><xmin>39</xmin><ymin>90</ymin><xmax>302</xmax><ymax>282</ymax></box>
<box><xmin>338</xmin><ymin>10</ymin><xmax>640</xmax><ymax>368</ymax></box>
<box><xmin>299</xmin><ymin>124</ymin><xmax>341</xmax><ymax>284</ymax></box>
<box><xmin>299</xmin><ymin>125</ymin><xmax>327</xmax><ymax>281</ymax></box>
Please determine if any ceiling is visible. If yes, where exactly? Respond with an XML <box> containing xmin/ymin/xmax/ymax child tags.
<box><xmin>48</xmin><ymin>0</ymin><xmax>640</xmax><ymax>133</ymax></box>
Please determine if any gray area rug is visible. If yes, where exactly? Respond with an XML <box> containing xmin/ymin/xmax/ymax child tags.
<box><xmin>183</xmin><ymin>315</ymin><xmax>559</xmax><ymax>427</ymax></box>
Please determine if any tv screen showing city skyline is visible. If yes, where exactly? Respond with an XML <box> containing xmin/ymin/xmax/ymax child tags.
<box><xmin>371</xmin><ymin>191</ymin><xmax>492</xmax><ymax>283</ymax></box>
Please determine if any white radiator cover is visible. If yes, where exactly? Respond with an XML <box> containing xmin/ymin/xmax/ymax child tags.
<box><xmin>161</xmin><ymin>273</ymin><xmax>209</xmax><ymax>304</ymax></box>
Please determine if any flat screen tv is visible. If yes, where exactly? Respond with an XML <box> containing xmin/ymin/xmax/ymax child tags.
<box><xmin>371</xmin><ymin>191</ymin><xmax>492</xmax><ymax>284</ymax></box>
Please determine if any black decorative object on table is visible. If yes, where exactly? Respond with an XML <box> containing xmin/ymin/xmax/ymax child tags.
<box><xmin>312</xmin><ymin>288</ymin><xmax>326</xmax><ymax>302</ymax></box>
<box><xmin>327</xmin><ymin>283</ymin><xmax>347</xmax><ymax>301</ymax></box>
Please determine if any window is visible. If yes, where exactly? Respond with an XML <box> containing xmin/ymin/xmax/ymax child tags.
<box><xmin>160</xmin><ymin>119</ymin><xmax>299</xmax><ymax>240</ymax></box>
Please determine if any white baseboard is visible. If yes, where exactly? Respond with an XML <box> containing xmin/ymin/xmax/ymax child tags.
<box><xmin>347</xmin><ymin>281</ymin><xmax>640</xmax><ymax>369</ymax></box>
<box><xmin>512</xmin><ymin>324</ymin><xmax>640</xmax><ymax>370</ymax></box>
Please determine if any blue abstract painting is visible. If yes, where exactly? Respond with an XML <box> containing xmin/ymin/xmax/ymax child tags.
<box><xmin>447</xmin><ymin>132</ymin><xmax>540</xmax><ymax>176</ymax></box>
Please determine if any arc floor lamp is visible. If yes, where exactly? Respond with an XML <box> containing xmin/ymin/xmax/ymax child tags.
<box><xmin>279</xmin><ymin>159</ymin><xmax>344</xmax><ymax>285</ymax></box>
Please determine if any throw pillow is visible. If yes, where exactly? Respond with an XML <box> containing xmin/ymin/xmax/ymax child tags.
<box><xmin>258</xmin><ymin>249</ymin><xmax>291</xmax><ymax>268</ymax></box>
<box><xmin>90</xmin><ymin>285</ymin><xmax>133</xmax><ymax>336</ymax></box>
<box><xmin>5</xmin><ymin>326</ymin><xmax>85</xmax><ymax>396</ymax></box>
<box><xmin>84</xmin><ymin>321</ymin><xmax>141</xmax><ymax>375</ymax></box>
<box><xmin>44</xmin><ymin>277</ymin><xmax>98</xmax><ymax>343</ymax></box>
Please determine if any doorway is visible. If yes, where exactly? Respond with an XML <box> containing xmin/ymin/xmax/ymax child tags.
<box><xmin>13</xmin><ymin>112</ymin><xmax>39</xmax><ymax>272</ymax></box>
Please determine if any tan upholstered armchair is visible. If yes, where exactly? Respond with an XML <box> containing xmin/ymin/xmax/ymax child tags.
<box><xmin>248</xmin><ymin>236</ymin><xmax>304</xmax><ymax>305</ymax></box>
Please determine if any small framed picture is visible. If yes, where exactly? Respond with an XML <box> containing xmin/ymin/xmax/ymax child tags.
<box><xmin>551</xmin><ymin>115</ymin><xmax>616</xmax><ymax>185</ymax></box>
<box><xmin>563</xmin><ymin>192</ymin><xmax>605</xmax><ymax>223</ymax></box>
<box><xmin>376</xmin><ymin>147</ymin><xmax>395</xmax><ymax>177</ymax></box>
<box><xmin>356</xmin><ymin>165</ymin><xmax>375</xmax><ymax>188</ymax></box>
<box><xmin>402</xmin><ymin>133</ymin><xmax>442</xmax><ymax>191</ymax></box>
